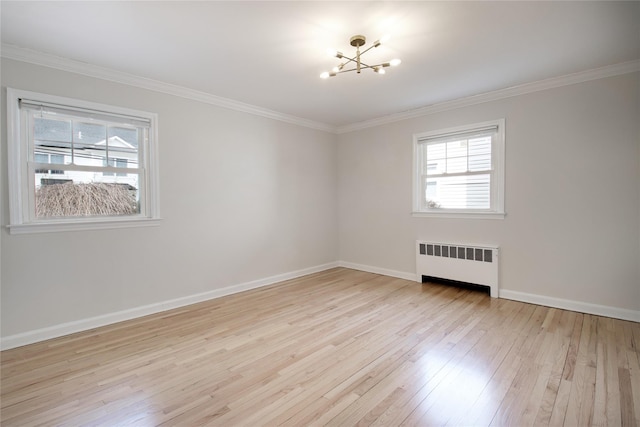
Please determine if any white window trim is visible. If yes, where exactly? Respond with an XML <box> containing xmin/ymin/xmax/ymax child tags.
<box><xmin>6</xmin><ymin>88</ymin><xmax>161</xmax><ymax>234</ymax></box>
<box><xmin>412</xmin><ymin>119</ymin><xmax>506</xmax><ymax>219</ymax></box>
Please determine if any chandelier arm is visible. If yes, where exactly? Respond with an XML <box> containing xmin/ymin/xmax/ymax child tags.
<box><xmin>336</xmin><ymin>67</ymin><xmax>359</xmax><ymax>74</ymax></box>
<box><xmin>341</xmin><ymin>44</ymin><xmax>377</xmax><ymax>63</ymax></box>
<box><xmin>338</xmin><ymin>55</ymin><xmax>375</xmax><ymax>68</ymax></box>
<box><xmin>352</xmin><ymin>60</ymin><xmax>376</xmax><ymax>69</ymax></box>
<box><xmin>358</xmin><ymin>44</ymin><xmax>379</xmax><ymax>56</ymax></box>
<box><xmin>340</xmin><ymin>55</ymin><xmax>359</xmax><ymax>66</ymax></box>
<box><xmin>337</xmin><ymin>63</ymin><xmax>382</xmax><ymax>74</ymax></box>
<box><xmin>337</xmin><ymin>51</ymin><xmax>380</xmax><ymax>70</ymax></box>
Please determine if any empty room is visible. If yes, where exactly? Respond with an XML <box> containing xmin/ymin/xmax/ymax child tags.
<box><xmin>1</xmin><ymin>1</ymin><xmax>639</xmax><ymax>426</ymax></box>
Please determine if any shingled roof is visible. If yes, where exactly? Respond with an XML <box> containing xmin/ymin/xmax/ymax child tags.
<box><xmin>36</xmin><ymin>182</ymin><xmax>138</xmax><ymax>218</ymax></box>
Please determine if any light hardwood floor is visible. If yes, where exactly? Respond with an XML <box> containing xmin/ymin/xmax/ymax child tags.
<box><xmin>1</xmin><ymin>268</ymin><xmax>639</xmax><ymax>426</ymax></box>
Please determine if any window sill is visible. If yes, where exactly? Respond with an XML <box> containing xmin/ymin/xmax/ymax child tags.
<box><xmin>412</xmin><ymin>211</ymin><xmax>505</xmax><ymax>220</ymax></box>
<box><xmin>7</xmin><ymin>217</ymin><xmax>162</xmax><ymax>234</ymax></box>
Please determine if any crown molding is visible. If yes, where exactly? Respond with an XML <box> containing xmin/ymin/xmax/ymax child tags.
<box><xmin>0</xmin><ymin>44</ymin><xmax>337</xmax><ymax>133</ymax></box>
<box><xmin>3</xmin><ymin>44</ymin><xmax>637</xmax><ymax>136</ymax></box>
<box><xmin>336</xmin><ymin>59</ymin><xmax>640</xmax><ymax>134</ymax></box>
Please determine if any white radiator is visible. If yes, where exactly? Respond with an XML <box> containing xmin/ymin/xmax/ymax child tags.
<box><xmin>416</xmin><ymin>240</ymin><xmax>499</xmax><ymax>298</ymax></box>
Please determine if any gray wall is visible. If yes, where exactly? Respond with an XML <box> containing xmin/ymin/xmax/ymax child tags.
<box><xmin>1</xmin><ymin>59</ymin><xmax>339</xmax><ymax>338</ymax></box>
<box><xmin>2</xmin><ymin>58</ymin><xmax>638</xmax><ymax>344</ymax></box>
<box><xmin>338</xmin><ymin>72</ymin><xmax>640</xmax><ymax>313</ymax></box>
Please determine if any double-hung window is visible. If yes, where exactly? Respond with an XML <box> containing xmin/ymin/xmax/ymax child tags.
<box><xmin>7</xmin><ymin>88</ymin><xmax>160</xmax><ymax>233</ymax></box>
<box><xmin>413</xmin><ymin>119</ymin><xmax>505</xmax><ymax>219</ymax></box>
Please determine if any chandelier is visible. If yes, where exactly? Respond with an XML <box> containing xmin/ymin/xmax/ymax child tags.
<box><xmin>320</xmin><ymin>34</ymin><xmax>401</xmax><ymax>79</ymax></box>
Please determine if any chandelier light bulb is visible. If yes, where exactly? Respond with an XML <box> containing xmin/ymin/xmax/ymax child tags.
<box><xmin>390</xmin><ymin>58</ymin><xmax>401</xmax><ymax>66</ymax></box>
<box><xmin>327</xmin><ymin>48</ymin><xmax>344</xmax><ymax>59</ymax></box>
<box><xmin>320</xmin><ymin>71</ymin><xmax>337</xmax><ymax>79</ymax></box>
<box><xmin>373</xmin><ymin>35</ymin><xmax>390</xmax><ymax>48</ymax></box>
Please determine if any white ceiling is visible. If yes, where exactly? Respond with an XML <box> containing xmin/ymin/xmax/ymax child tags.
<box><xmin>2</xmin><ymin>1</ymin><xmax>639</xmax><ymax>129</ymax></box>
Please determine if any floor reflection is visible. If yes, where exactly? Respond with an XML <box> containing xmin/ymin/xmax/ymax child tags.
<box><xmin>409</xmin><ymin>346</ymin><xmax>495</xmax><ymax>425</ymax></box>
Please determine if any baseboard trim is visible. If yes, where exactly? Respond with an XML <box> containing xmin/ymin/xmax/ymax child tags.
<box><xmin>1</xmin><ymin>262</ymin><xmax>340</xmax><ymax>350</ymax></box>
<box><xmin>4</xmin><ymin>261</ymin><xmax>636</xmax><ymax>350</ymax></box>
<box><xmin>338</xmin><ymin>261</ymin><xmax>418</xmax><ymax>282</ymax></box>
<box><xmin>337</xmin><ymin>260</ymin><xmax>639</xmax><ymax>322</ymax></box>
<box><xmin>499</xmin><ymin>289</ymin><xmax>640</xmax><ymax>323</ymax></box>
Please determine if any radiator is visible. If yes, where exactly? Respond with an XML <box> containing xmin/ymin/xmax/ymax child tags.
<box><xmin>416</xmin><ymin>240</ymin><xmax>499</xmax><ymax>298</ymax></box>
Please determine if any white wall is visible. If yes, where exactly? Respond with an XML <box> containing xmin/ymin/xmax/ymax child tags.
<box><xmin>2</xmin><ymin>58</ymin><xmax>638</xmax><ymax>347</ymax></box>
<box><xmin>338</xmin><ymin>73</ymin><xmax>640</xmax><ymax>315</ymax></box>
<box><xmin>1</xmin><ymin>59</ymin><xmax>339</xmax><ymax>340</ymax></box>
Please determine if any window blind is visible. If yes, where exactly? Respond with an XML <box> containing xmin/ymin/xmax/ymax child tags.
<box><xmin>417</xmin><ymin>125</ymin><xmax>498</xmax><ymax>144</ymax></box>
<box><xmin>19</xmin><ymin>99</ymin><xmax>150</xmax><ymax>128</ymax></box>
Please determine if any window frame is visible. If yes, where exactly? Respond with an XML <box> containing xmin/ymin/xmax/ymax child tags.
<box><xmin>412</xmin><ymin>119</ymin><xmax>505</xmax><ymax>219</ymax></box>
<box><xmin>6</xmin><ymin>88</ymin><xmax>161</xmax><ymax>234</ymax></box>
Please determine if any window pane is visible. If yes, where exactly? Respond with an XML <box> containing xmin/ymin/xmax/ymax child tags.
<box><xmin>49</xmin><ymin>154</ymin><xmax>64</xmax><ymax>174</ymax></box>
<box><xmin>425</xmin><ymin>180</ymin><xmax>440</xmax><ymax>208</ymax></box>
<box><xmin>468</xmin><ymin>136</ymin><xmax>491</xmax><ymax>155</ymax></box>
<box><xmin>34</xmin><ymin>117</ymin><xmax>71</xmax><ymax>144</ymax></box>
<box><xmin>426</xmin><ymin>142</ymin><xmax>446</xmax><ymax>160</ymax></box>
<box><xmin>34</xmin><ymin>117</ymin><xmax>73</xmax><ymax>165</ymax></box>
<box><xmin>34</xmin><ymin>153</ymin><xmax>64</xmax><ymax>174</ymax></box>
<box><xmin>109</xmin><ymin>126</ymin><xmax>139</xmax><ymax>147</ymax></box>
<box><xmin>74</xmin><ymin>122</ymin><xmax>106</xmax><ymax>145</ymax></box>
<box><xmin>426</xmin><ymin>160</ymin><xmax>444</xmax><ymax>175</ymax></box>
<box><xmin>34</xmin><ymin>153</ymin><xmax>49</xmax><ymax>174</ymax></box>
<box><xmin>35</xmin><ymin>170</ymin><xmax>140</xmax><ymax>218</ymax></box>
<box><xmin>446</xmin><ymin>155</ymin><xmax>467</xmax><ymax>173</ymax></box>
<box><xmin>424</xmin><ymin>174</ymin><xmax>491</xmax><ymax>209</ymax></box>
<box><xmin>423</xmin><ymin>143</ymin><xmax>445</xmax><ymax>175</ymax></box>
<box><xmin>106</xmin><ymin>135</ymin><xmax>139</xmax><ymax>168</ymax></box>
<box><xmin>468</xmin><ymin>153</ymin><xmax>491</xmax><ymax>171</ymax></box>
<box><xmin>446</xmin><ymin>140</ymin><xmax>467</xmax><ymax>158</ymax></box>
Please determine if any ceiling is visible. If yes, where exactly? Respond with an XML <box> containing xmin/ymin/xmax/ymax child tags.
<box><xmin>2</xmin><ymin>1</ymin><xmax>639</xmax><ymax>129</ymax></box>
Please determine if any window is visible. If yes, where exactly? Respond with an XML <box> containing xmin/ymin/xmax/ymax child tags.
<box><xmin>413</xmin><ymin>119</ymin><xmax>505</xmax><ymax>219</ymax></box>
<box><xmin>7</xmin><ymin>88</ymin><xmax>160</xmax><ymax>233</ymax></box>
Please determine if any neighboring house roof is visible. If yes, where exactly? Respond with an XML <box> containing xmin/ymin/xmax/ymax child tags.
<box><xmin>95</xmin><ymin>136</ymin><xmax>136</xmax><ymax>150</ymax></box>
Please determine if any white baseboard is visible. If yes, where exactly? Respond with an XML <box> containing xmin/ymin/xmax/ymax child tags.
<box><xmin>338</xmin><ymin>261</ymin><xmax>418</xmax><ymax>282</ymax></box>
<box><xmin>499</xmin><ymin>289</ymin><xmax>640</xmax><ymax>323</ymax></box>
<box><xmin>1</xmin><ymin>262</ymin><xmax>340</xmax><ymax>350</ymax></box>
<box><xmin>4</xmin><ymin>261</ymin><xmax>637</xmax><ymax>350</ymax></box>
<box><xmin>337</xmin><ymin>260</ymin><xmax>639</xmax><ymax>322</ymax></box>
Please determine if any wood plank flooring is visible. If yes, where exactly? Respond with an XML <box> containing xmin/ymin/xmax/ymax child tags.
<box><xmin>1</xmin><ymin>268</ymin><xmax>639</xmax><ymax>426</ymax></box>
